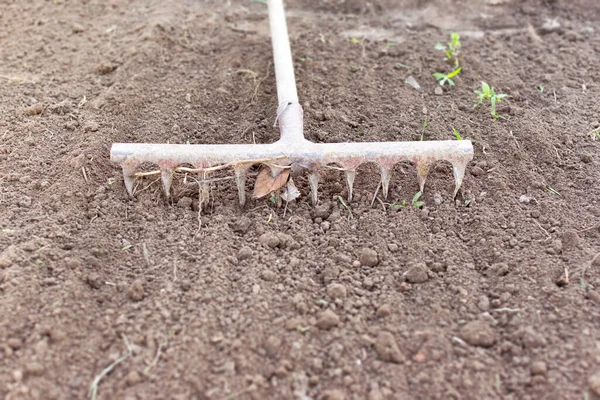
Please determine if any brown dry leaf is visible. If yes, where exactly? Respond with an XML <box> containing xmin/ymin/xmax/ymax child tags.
<box><xmin>253</xmin><ymin>166</ymin><xmax>290</xmax><ymax>199</ymax></box>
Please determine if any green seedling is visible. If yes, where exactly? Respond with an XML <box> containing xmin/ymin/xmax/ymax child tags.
<box><xmin>412</xmin><ymin>192</ymin><xmax>425</xmax><ymax>208</ymax></box>
<box><xmin>298</xmin><ymin>56</ymin><xmax>312</xmax><ymax>63</ymax></box>
<box><xmin>350</xmin><ymin>37</ymin><xmax>361</xmax><ymax>45</ymax></box>
<box><xmin>421</xmin><ymin>120</ymin><xmax>427</xmax><ymax>141</ymax></box>
<box><xmin>545</xmin><ymin>186</ymin><xmax>561</xmax><ymax>197</ymax></box>
<box><xmin>338</xmin><ymin>196</ymin><xmax>353</xmax><ymax>219</ymax></box>
<box><xmin>349</xmin><ymin>65</ymin><xmax>359</xmax><ymax>72</ymax></box>
<box><xmin>452</xmin><ymin>127</ymin><xmax>463</xmax><ymax>140</ymax></box>
<box><xmin>384</xmin><ymin>42</ymin><xmax>397</xmax><ymax>47</ymax></box>
<box><xmin>537</xmin><ymin>85</ymin><xmax>544</xmax><ymax>93</ymax></box>
<box><xmin>464</xmin><ymin>199</ymin><xmax>472</xmax><ymax>207</ymax></box>
<box><xmin>433</xmin><ymin>67</ymin><xmax>462</xmax><ymax>86</ymax></box>
<box><xmin>395</xmin><ymin>62</ymin><xmax>413</xmax><ymax>70</ymax></box>
<box><xmin>474</xmin><ymin>81</ymin><xmax>507</xmax><ymax>119</ymax></box>
<box><xmin>250</xmin><ymin>0</ymin><xmax>268</xmax><ymax>4</ymax></box>
<box><xmin>389</xmin><ymin>200</ymin><xmax>407</xmax><ymax>211</ymax></box>
<box><xmin>435</xmin><ymin>32</ymin><xmax>461</xmax><ymax>66</ymax></box>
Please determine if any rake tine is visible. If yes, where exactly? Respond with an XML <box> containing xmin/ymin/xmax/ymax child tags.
<box><xmin>452</xmin><ymin>160</ymin><xmax>468</xmax><ymax>198</ymax></box>
<box><xmin>379</xmin><ymin>164</ymin><xmax>393</xmax><ymax>199</ymax></box>
<box><xmin>122</xmin><ymin>165</ymin><xmax>137</xmax><ymax>197</ymax></box>
<box><xmin>417</xmin><ymin>161</ymin><xmax>431</xmax><ymax>193</ymax></box>
<box><xmin>308</xmin><ymin>172</ymin><xmax>319</xmax><ymax>205</ymax></box>
<box><xmin>345</xmin><ymin>169</ymin><xmax>356</xmax><ymax>202</ymax></box>
<box><xmin>161</xmin><ymin>168</ymin><xmax>174</xmax><ymax>198</ymax></box>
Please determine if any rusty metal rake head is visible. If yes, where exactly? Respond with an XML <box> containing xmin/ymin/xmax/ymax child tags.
<box><xmin>110</xmin><ymin>0</ymin><xmax>473</xmax><ymax>206</ymax></box>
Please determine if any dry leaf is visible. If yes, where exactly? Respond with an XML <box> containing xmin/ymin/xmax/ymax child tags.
<box><xmin>280</xmin><ymin>178</ymin><xmax>300</xmax><ymax>202</ymax></box>
<box><xmin>253</xmin><ymin>166</ymin><xmax>290</xmax><ymax>199</ymax></box>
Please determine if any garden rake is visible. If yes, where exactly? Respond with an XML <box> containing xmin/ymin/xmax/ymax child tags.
<box><xmin>110</xmin><ymin>0</ymin><xmax>473</xmax><ymax>206</ymax></box>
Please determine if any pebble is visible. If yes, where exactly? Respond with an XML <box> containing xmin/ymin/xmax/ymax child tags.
<box><xmin>258</xmin><ymin>233</ymin><xmax>281</xmax><ymax>249</ymax></box>
<box><xmin>25</xmin><ymin>362</ymin><xmax>45</xmax><ymax>377</ymax></box>
<box><xmin>127</xmin><ymin>279</ymin><xmax>145</xmax><ymax>301</ymax></box>
<box><xmin>589</xmin><ymin>371</ymin><xmax>600</xmax><ymax>396</ymax></box>
<box><xmin>322</xmin><ymin>390</ymin><xmax>345</xmax><ymax>400</ymax></box>
<box><xmin>84</xmin><ymin>120</ymin><xmax>100</xmax><ymax>132</ymax></box>
<box><xmin>434</xmin><ymin>86</ymin><xmax>443</xmax><ymax>96</ymax></box>
<box><xmin>359</xmin><ymin>248</ymin><xmax>379</xmax><ymax>267</ymax></box>
<box><xmin>261</xmin><ymin>270</ymin><xmax>277</xmax><ymax>281</ymax></box>
<box><xmin>587</xmin><ymin>291</ymin><xmax>600</xmax><ymax>304</ymax></box>
<box><xmin>177</xmin><ymin>197</ymin><xmax>193</xmax><ymax>209</ymax></box>
<box><xmin>316</xmin><ymin>309</ymin><xmax>340</xmax><ymax>330</ymax></box>
<box><xmin>470</xmin><ymin>166</ymin><xmax>485</xmax><ymax>176</ymax></box>
<box><xmin>376</xmin><ymin>304</ymin><xmax>391</xmax><ymax>318</ymax></box>
<box><xmin>327</xmin><ymin>283</ymin><xmax>347</xmax><ymax>299</ymax></box>
<box><xmin>7</xmin><ymin>338</ymin><xmax>23</xmax><ymax>350</ymax></box>
<box><xmin>581</xmin><ymin>154</ymin><xmax>593</xmax><ymax>163</ymax></box>
<box><xmin>237</xmin><ymin>247</ymin><xmax>253</xmax><ymax>261</ymax></box>
<box><xmin>477</xmin><ymin>295</ymin><xmax>490</xmax><ymax>311</ymax></box>
<box><xmin>387</xmin><ymin>243</ymin><xmax>398</xmax><ymax>252</ymax></box>
<box><xmin>314</xmin><ymin>203</ymin><xmax>332</xmax><ymax>219</ymax></box>
<box><xmin>374</xmin><ymin>331</ymin><xmax>404</xmax><ymax>363</ymax></box>
<box><xmin>85</xmin><ymin>273</ymin><xmax>103</xmax><ymax>289</ymax></box>
<box><xmin>539</xmin><ymin>19</ymin><xmax>561</xmax><ymax>35</ymax></box>
<box><xmin>460</xmin><ymin>320</ymin><xmax>496</xmax><ymax>348</ymax></box>
<box><xmin>72</xmin><ymin>23</ymin><xmax>85</xmax><ymax>33</ymax></box>
<box><xmin>531</xmin><ymin>361</ymin><xmax>547</xmax><ymax>376</ymax></box>
<box><xmin>404</xmin><ymin>263</ymin><xmax>429</xmax><ymax>284</ymax></box>
<box><xmin>12</xmin><ymin>370</ymin><xmax>23</xmax><ymax>382</ymax></box>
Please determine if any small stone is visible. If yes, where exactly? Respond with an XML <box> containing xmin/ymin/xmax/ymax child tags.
<box><xmin>539</xmin><ymin>19</ymin><xmax>561</xmax><ymax>35</ymax></box>
<box><xmin>581</xmin><ymin>154</ymin><xmax>593</xmax><ymax>163</ymax></box>
<box><xmin>314</xmin><ymin>203</ymin><xmax>332</xmax><ymax>219</ymax></box>
<box><xmin>321</xmin><ymin>221</ymin><xmax>330</xmax><ymax>231</ymax></box>
<box><xmin>126</xmin><ymin>370</ymin><xmax>142</xmax><ymax>386</ymax></box>
<box><xmin>12</xmin><ymin>370</ymin><xmax>23</xmax><ymax>382</ymax></box>
<box><xmin>434</xmin><ymin>86</ymin><xmax>443</xmax><ymax>96</ymax></box>
<box><xmin>404</xmin><ymin>263</ymin><xmax>429</xmax><ymax>284</ymax></box>
<box><xmin>561</xmin><ymin>230</ymin><xmax>581</xmax><ymax>251</ymax></box>
<box><xmin>261</xmin><ymin>270</ymin><xmax>277</xmax><ymax>281</ymax></box>
<box><xmin>96</xmin><ymin>62</ymin><xmax>118</xmax><ymax>75</ymax></box>
<box><xmin>470</xmin><ymin>166</ymin><xmax>485</xmax><ymax>176</ymax></box>
<box><xmin>84</xmin><ymin>120</ymin><xmax>100</xmax><ymax>132</ymax></box>
<box><xmin>530</xmin><ymin>210</ymin><xmax>541</xmax><ymax>218</ymax></box>
<box><xmin>359</xmin><ymin>248</ymin><xmax>379</xmax><ymax>267</ymax></box>
<box><xmin>24</xmin><ymin>103</ymin><xmax>45</xmax><ymax>116</ymax></box>
<box><xmin>7</xmin><ymin>338</ymin><xmax>23</xmax><ymax>350</ymax></box>
<box><xmin>72</xmin><ymin>23</ymin><xmax>85</xmax><ymax>33</ymax></box>
<box><xmin>127</xmin><ymin>279</ymin><xmax>145</xmax><ymax>302</ymax></box>
<box><xmin>327</xmin><ymin>283</ymin><xmax>347</xmax><ymax>299</ymax></box>
<box><xmin>460</xmin><ymin>320</ymin><xmax>496</xmax><ymax>348</ymax></box>
<box><xmin>587</xmin><ymin>291</ymin><xmax>600</xmax><ymax>304</ymax></box>
<box><xmin>531</xmin><ymin>361</ymin><xmax>547</xmax><ymax>376</ymax></box>
<box><xmin>316</xmin><ymin>309</ymin><xmax>340</xmax><ymax>330</ymax></box>
<box><xmin>231</xmin><ymin>216</ymin><xmax>252</xmax><ymax>234</ymax></box>
<box><xmin>258</xmin><ymin>233</ymin><xmax>281</xmax><ymax>249</ymax></box>
<box><xmin>589</xmin><ymin>371</ymin><xmax>600</xmax><ymax>396</ymax></box>
<box><xmin>580</xmin><ymin>26</ymin><xmax>595</xmax><ymax>37</ymax></box>
<box><xmin>477</xmin><ymin>295</ymin><xmax>490</xmax><ymax>311</ymax></box>
<box><xmin>237</xmin><ymin>247</ymin><xmax>253</xmax><ymax>261</ymax></box>
<box><xmin>387</xmin><ymin>243</ymin><xmax>398</xmax><ymax>252</ymax></box>
<box><xmin>374</xmin><ymin>331</ymin><xmax>404</xmax><ymax>363</ymax></box>
<box><xmin>177</xmin><ymin>196</ymin><xmax>193</xmax><ymax>209</ymax></box>
<box><xmin>492</xmin><ymin>262</ymin><xmax>510</xmax><ymax>277</ymax></box>
<box><xmin>322</xmin><ymin>390</ymin><xmax>345</xmax><ymax>400</ymax></box>
<box><xmin>376</xmin><ymin>304</ymin><xmax>391</xmax><ymax>318</ymax></box>
<box><xmin>565</xmin><ymin>31</ymin><xmax>579</xmax><ymax>42</ymax></box>
<box><xmin>264</xmin><ymin>335</ymin><xmax>282</xmax><ymax>358</ymax></box>
<box><xmin>85</xmin><ymin>273</ymin><xmax>103</xmax><ymax>289</ymax></box>
<box><xmin>25</xmin><ymin>362</ymin><xmax>45</xmax><ymax>377</ymax></box>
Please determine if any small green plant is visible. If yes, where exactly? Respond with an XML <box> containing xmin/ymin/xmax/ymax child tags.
<box><xmin>536</xmin><ymin>85</ymin><xmax>544</xmax><ymax>93</ymax></box>
<box><xmin>452</xmin><ymin>127</ymin><xmax>462</xmax><ymax>140</ymax></box>
<box><xmin>411</xmin><ymin>192</ymin><xmax>425</xmax><ymax>208</ymax></box>
<box><xmin>474</xmin><ymin>81</ymin><xmax>507</xmax><ymax>119</ymax></box>
<box><xmin>433</xmin><ymin>67</ymin><xmax>462</xmax><ymax>86</ymax></box>
<box><xmin>349</xmin><ymin>65</ymin><xmax>359</xmax><ymax>72</ymax></box>
<box><xmin>389</xmin><ymin>200</ymin><xmax>407</xmax><ymax>211</ymax></box>
<box><xmin>435</xmin><ymin>32</ymin><xmax>461</xmax><ymax>66</ymax></box>
<box><xmin>421</xmin><ymin>120</ymin><xmax>427</xmax><ymax>141</ymax></box>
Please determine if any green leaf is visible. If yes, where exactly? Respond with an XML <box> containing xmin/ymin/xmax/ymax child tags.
<box><xmin>447</xmin><ymin>78</ymin><xmax>455</xmax><ymax>86</ymax></box>
<box><xmin>435</xmin><ymin>43</ymin><xmax>446</xmax><ymax>50</ymax></box>
<box><xmin>413</xmin><ymin>201</ymin><xmax>425</xmax><ymax>208</ymax></box>
<box><xmin>432</xmin><ymin>72</ymin><xmax>446</xmax><ymax>79</ymax></box>
<box><xmin>251</xmin><ymin>0</ymin><xmax>267</xmax><ymax>3</ymax></box>
<box><xmin>350</xmin><ymin>37</ymin><xmax>361</xmax><ymax>45</ymax></box>
<box><xmin>481</xmin><ymin>81</ymin><xmax>491</xmax><ymax>95</ymax></box>
<box><xmin>452</xmin><ymin>128</ymin><xmax>462</xmax><ymax>140</ymax></box>
<box><xmin>447</xmin><ymin>67</ymin><xmax>462</xmax><ymax>78</ymax></box>
<box><xmin>412</xmin><ymin>191</ymin><xmax>422</xmax><ymax>204</ymax></box>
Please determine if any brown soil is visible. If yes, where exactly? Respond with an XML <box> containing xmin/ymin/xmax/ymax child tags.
<box><xmin>1</xmin><ymin>0</ymin><xmax>600</xmax><ymax>399</ymax></box>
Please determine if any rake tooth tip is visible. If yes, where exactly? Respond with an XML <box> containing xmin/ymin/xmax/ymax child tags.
<box><xmin>379</xmin><ymin>165</ymin><xmax>392</xmax><ymax>199</ymax></box>
<box><xmin>308</xmin><ymin>172</ymin><xmax>319</xmax><ymax>205</ymax></box>
<box><xmin>161</xmin><ymin>169</ymin><xmax>173</xmax><ymax>198</ymax></box>
<box><xmin>345</xmin><ymin>170</ymin><xmax>356</xmax><ymax>203</ymax></box>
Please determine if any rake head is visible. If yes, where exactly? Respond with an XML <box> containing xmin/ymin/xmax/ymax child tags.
<box><xmin>110</xmin><ymin>0</ymin><xmax>474</xmax><ymax>207</ymax></box>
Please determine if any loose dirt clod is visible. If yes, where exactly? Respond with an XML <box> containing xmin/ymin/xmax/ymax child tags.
<box><xmin>374</xmin><ymin>331</ymin><xmax>404</xmax><ymax>363</ymax></box>
<box><xmin>327</xmin><ymin>283</ymin><xmax>347</xmax><ymax>299</ymax></box>
<box><xmin>460</xmin><ymin>320</ymin><xmax>496</xmax><ymax>348</ymax></box>
<box><xmin>237</xmin><ymin>247</ymin><xmax>253</xmax><ymax>261</ymax></box>
<box><xmin>127</xmin><ymin>280</ymin><xmax>145</xmax><ymax>301</ymax></box>
<box><xmin>316</xmin><ymin>309</ymin><xmax>340</xmax><ymax>330</ymax></box>
<box><xmin>259</xmin><ymin>233</ymin><xmax>281</xmax><ymax>248</ymax></box>
<box><xmin>531</xmin><ymin>361</ymin><xmax>547</xmax><ymax>376</ymax></box>
<box><xmin>404</xmin><ymin>263</ymin><xmax>429</xmax><ymax>284</ymax></box>
<box><xmin>359</xmin><ymin>248</ymin><xmax>379</xmax><ymax>267</ymax></box>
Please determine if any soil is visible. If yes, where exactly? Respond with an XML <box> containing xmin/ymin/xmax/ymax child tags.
<box><xmin>1</xmin><ymin>0</ymin><xmax>599</xmax><ymax>399</ymax></box>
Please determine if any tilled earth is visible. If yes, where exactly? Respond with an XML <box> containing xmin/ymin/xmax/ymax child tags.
<box><xmin>1</xmin><ymin>0</ymin><xmax>600</xmax><ymax>399</ymax></box>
